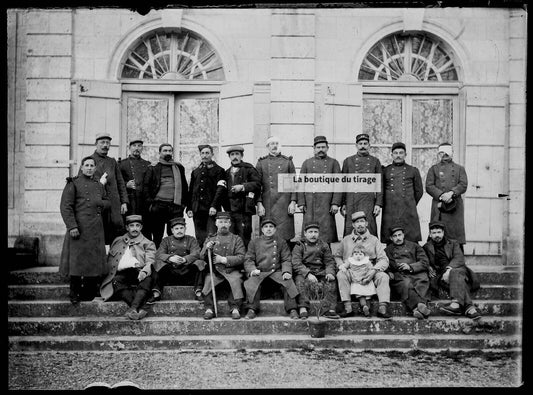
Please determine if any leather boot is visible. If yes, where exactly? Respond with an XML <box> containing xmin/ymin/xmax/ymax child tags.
<box><xmin>131</xmin><ymin>289</ymin><xmax>149</xmax><ymax>311</ymax></box>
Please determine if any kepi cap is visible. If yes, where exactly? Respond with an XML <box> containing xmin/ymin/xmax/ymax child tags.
<box><xmin>216</xmin><ymin>211</ymin><xmax>231</xmax><ymax>220</ymax></box>
<box><xmin>226</xmin><ymin>145</ymin><xmax>244</xmax><ymax>154</ymax></box>
<box><xmin>438</xmin><ymin>199</ymin><xmax>457</xmax><ymax>213</ymax></box>
<box><xmin>260</xmin><ymin>217</ymin><xmax>276</xmax><ymax>227</ymax></box>
<box><xmin>129</xmin><ymin>139</ymin><xmax>143</xmax><ymax>146</ymax></box>
<box><xmin>356</xmin><ymin>133</ymin><xmax>369</xmax><ymax>143</ymax></box>
<box><xmin>351</xmin><ymin>211</ymin><xmax>367</xmax><ymax>222</ymax></box>
<box><xmin>125</xmin><ymin>215</ymin><xmax>143</xmax><ymax>225</ymax></box>
<box><xmin>198</xmin><ymin>144</ymin><xmax>213</xmax><ymax>152</ymax></box>
<box><xmin>169</xmin><ymin>217</ymin><xmax>186</xmax><ymax>228</ymax></box>
<box><xmin>95</xmin><ymin>132</ymin><xmax>112</xmax><ymax>142</ymax></box>
<box><xmin>429</xmin><ymin>220</ymin><xmax>446</xmax><ymax>230</ymax></box>
<box><xmin>313</xmin><ymin>135</ymin><xmax>328</xmax><ymax>146</ymax></box>
<box><xmin>304</xmin><ymin>222</ymin><xmax>320</xmax><ymax>231</ymax></box>
<box><xmin>389</xmin><ymin>223</ymin><xmax>405</xmax><ymax>234</ymax></box>
<box><xmin>391</xmin><ymin>142</ymin><xmax>406</xmax><ymax>151</ymax></box>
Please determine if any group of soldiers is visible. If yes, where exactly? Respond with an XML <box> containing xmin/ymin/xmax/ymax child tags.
<box><xmin>59</xmin><ymin>131</ymin><xmax>481</xmax><ymax>322</ymax></box>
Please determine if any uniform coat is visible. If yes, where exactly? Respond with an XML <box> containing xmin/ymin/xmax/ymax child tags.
<box><xmin>291</xmin><ymin>239</ymin><xmax>336</xmax><ymax>278</ymax></box>
<box><xmin>223</xmin><ymin>162</ymin><xmax>261</xmax><ymax>215</ymax></box>
<box><xmin>59</xmin><ymin>175</ymin><xmax>110</xmax><ymax>277</ymax></box>
<box><xmin>243</xmin><ymin>235</ymin><xmax>299</xmax><ymax>303</ymax></box>
<box><xmin>297</xmin><ymin>155</ymin><xmax>342</xmax><ymax>243</ymax></box>
<box><xmin>425</xmin><ymin>159</ymin><xmax>468</xmax><ymax>244</ymax></box>
<box><xmin>118</xmin><ymin>155</ymin><xmax>151</xmax><ymax>215</ymax></box>
<box><xmin>256</xmin><ymin>153</ymin><xmax>297</xmax><ymax>241</ymax></box>
<box><xmin>201</xmin><ymin>232</ymin><xmax>246</xmax><ymax>300</ymax></box>
<box><xmin>154</xmin><ymin>235</ymin><xmax>205</xmax><ymax>273</ymax></box>
<box><xmin>381</xmin><ymin>162</ymin><xmax>424</xmax><ymax>242</ymax></box>
<box><xmin>100</xmin><ymin>233</ymin><xmax>156</xmax><ymax>301</ymax></box>
<box><xmin>79</xmin><ymin>152</ymin><xmax>129</xmax><ymax>243</ymax></box>
<box><xmin>341</xmin><ymin>152</ymin><xmax>383</xmax><ymax>237</ymax></box>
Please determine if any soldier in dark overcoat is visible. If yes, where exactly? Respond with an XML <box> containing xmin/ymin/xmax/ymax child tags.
<box><xmin>425</xmin><ymin>142</ymin><xmax>468</xmax><ymax>245</ymax></box>
<box><xmin>187</xmin><ymin>144</ymin><xmax>226</xmax><ymax>248</ymax></box>
<box><xmin>340</xmin><ymin>133</ymin><xmax>383</xmax><ymax>237</ymax></box>
<box><xmin>297</xmin><ymin>136</ymin><xmax>342</xmax><ymax>244</ymax></box>
<box><xmin>381</xmin><ymin>142</ymin><xmax>424</xmax><ymax>243</ymax></box>
<box><xmin>118</xmin><ymin>139</ymin><xmax>150</xmax><ymax>216</ymax></box>
<box><xmin>384</xmin><ymin>224</ymin><xmax>431</xmax><ymax>319</ymax></box>
<box><xmin>60</xmin><ymin>156</ymin><xmax>109</xmax><ymax>305</ymax></box>
<box><xmin>243</xmin><ymin>218</ymin><xmax>299</xmax><ymax>319</ymax></box>
<box><xmin>256</xmin><ymin>136</ymin><xmax>297</xmax><ymax>247</ymax></box>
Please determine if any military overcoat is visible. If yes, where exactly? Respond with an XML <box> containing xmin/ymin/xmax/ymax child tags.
<box><xmin>118</xmin><ymin>155</ymin><xmax>150</xmax><ymax>215</ymax></box>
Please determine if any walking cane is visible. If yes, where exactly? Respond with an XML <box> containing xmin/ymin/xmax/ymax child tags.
<box><xmin>207</xmin><ymin>247</ymin><xmax>218</xmax><ymax>317</ymax></box>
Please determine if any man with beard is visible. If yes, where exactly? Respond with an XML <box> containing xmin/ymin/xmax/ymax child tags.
<box><xmin>201</xmin><ymin>212</ymin><xmax>246</xmax><ymax>320</ymax></box>
<box><xmin>340</xmin><ymin>133</ymin><xmax>382</xmax><ymax>237</ymax></box>
<box><xmin>143</xmin><ymin>143</ymin><xmax>189</xmax><ymax>248</ymax></box>
<box><xmin>80</xmin><ymin>132</ymin><xmax>129</xmax><ymax>245</ymax></box>
<box><xmin>297</xmin><ymin>136</ymin><xmax>342</xmax><ymax>245</ymax></box>
<box><xmin>100</xmin><ymin>215</ymin><xmax>156</xmax><ymax>320</ymax></box>
<box><xmin>118</xmin><ymin>139</ymin><xmax>151</xmax><ymax>217</ymax></box>
<box><xmin>256</xmin><ymin>136</ymin><xmax>297</xmax><ymax>249</ymax></box>
<box><xmin>423</xmin><ymin>221</ymin><xmax>481</xmax><ymax>320</ymax></box>
<box><xmin>381</xmin><ymin>142</ymin><xmax>424</xmax><ymax>243</ymax></box>
<box><xmin>222</xmin><ymin>146</ymin><xmax>261</xmax><ymax>248</ymax></box>
<box><xmin>187</xmin><ymin>144</ymin><xmax>226</xmax><ymax>248</ymax></box>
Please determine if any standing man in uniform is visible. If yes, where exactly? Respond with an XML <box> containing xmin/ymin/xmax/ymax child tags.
<box><xmin>381</xmin><ymin>142</ymin><xmax>424</xmax><ymax>243</ymax></box>
<box><xmin>81</xmin><ymin>132</ymin><xmax>129</xmax><ymax>245</ymax></box>
<box><xmin>256</xmin><ymin>136</ymin><xmax>297</xmax><ymax>249</ymax></box>
<box><xmin>223</xmin><ymin>145</ymin><xmax>261</xmax><ymax>248</ymax></box>
<box><xmin>187</xmin><ymin>144</ymin><xmax>226</xmax><ymax>249</ymax></box>
<box><xmin>425</xmin><ymin>142</ymin><xmax>468</xmax><ymax>248</ymax></box>
<box><xmin>340</xmin><ymin>133</ymin><xmax>382</xmax><ymax>238</ymax></box>
<box><xmin>119</xmin><ymin>139</ymin><xmax>151</xmax><ymax>216</ymax></box>
<box><xmin>297</xmin><ymin>136</ymin><xmax>342</xmax><ymax>245</ymax></box>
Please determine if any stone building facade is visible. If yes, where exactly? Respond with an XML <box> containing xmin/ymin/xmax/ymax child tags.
<box><xmin>7</xmin><ymin>7</ymin><xmax>526</xmax><ymax>266</ymax></box>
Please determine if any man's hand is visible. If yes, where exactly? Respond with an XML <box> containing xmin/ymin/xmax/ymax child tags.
<box><xmin>169</xmin><ymin>255</ymin><xmax>185</xmax><ymax>265</ymax></box>
<box><xmin>138</xmin><ymin>271</ymin><xmax>147</xmax><ymax>282</ymax></box>
<box><xmin>120</xmin><ymin>203</ymin><xmax>128</xmax><ymax>215</ymax></box>
<box><xmin>288</xmin><ymin>201</ymin><xmax>296</xmax><ymax>215</ymax></box>
<box><xmin>397</xmin><ymin>262</ymin><xmax>412</xmax><ymax>272</ymax></box>
<box><xmin>442</xmin><ymin>267</ymin><xmax>452</xmax><ymax>283</ymax></box>
<box><xmin>209</xmin><ymin>207</ymin><xmax>217</xmax><ymax>216</ymax></box>
<box><xmin>250</xmin><ymin>269</ymin><xmax>261</xmax><ymax>277</ymax></box>
<box><xmin>330</xmin><ymin>204</ymin><xmax>339</xmax><ymax>215</ymax></box>
<box><xmin>187</xmin><ymin>210</ymin><xmax>193</xmax><ymax>218</ymax></box>
<box><xmin>205</xmin><ymin>240</ymin><xmax>217</xmax><ymax>249</ymax></box>
<box><xmin>440</xmin><ymin>191</ymin><xmax>454</xmax><ymax>204</ymax></box>
<box><xmin>214</xmin><ymin>254</ymin><xmax>227</xmax><ymax>265</ymax></box>
<box><xmin>325</xmin><ymin>273</ymin><xmax>335</xmax><ymax>282</ymax></box>
<box><xmin>428</xmin><ymin>266</ymin><xmax>437</xmax><ymax>279</ymax></box>
<box><xmin>361</xmin><ymin>269</ymin><xmax>376</xmax><ymax>285</ymax></box>
<box><xmin>69</xmin><ymin>228</ymin><xmax>80</xmax><ymax>239</ymax></box>
<box><xmin>282</xmin><ymin>272</ymin><xmax>292</xmax><ymax>280</ymax></box>
<box><xmin>231</xmin><ymin>184</ymin><xmax>244</xmax><ymax>193</ymax></box>
<box><xmin>338</xmin><ymin>263</ymin><xmax>348</xmax><ymax>273</ymax></box>
<box><xmin>341</xmin><ymin>205</ymin><xmax>346</xmax><ymax>217</ymax></box>
<box><xmin>298</xmin><ymin>205</ymin><xmax>306</xmax><ymax>214</ymax></box>
<box><xmin>257</xmin><ymin>202</ymin><xmax>265</xmax><ymax>216</ymax></box>
<box><xmin>99</xmin><ymin>172</ymin><xmax>108</xmax><ymax>185</ymax></box>
<box><xmin>307</xmin><ymin>273</ymin><xmax>318</xmax><ymax>283</ymax></box>
<box><xmin>126</xmin><ymin>180</ymin><xmax>136</xmax><ymax>189</ymax></box>
<box><xmin>373</xmin><ymin>205</ymin><xmax>381</xmax><ymax>216</ymax></box>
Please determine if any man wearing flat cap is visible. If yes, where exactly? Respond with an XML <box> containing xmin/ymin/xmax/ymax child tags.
<box><xmin>187</xmin><ymin>144</ymin><xmax>226</xmax><ymax>248</ymax></box>
<box><xmin>423</xmin><ymin>221</ymin><xmax>481</xmax><ymax>320</ymax></box>
<box><xmin>201</xmin><ymin>211</ymin><xmax>246</xmax><ymax>320</ymax></box>
<box><xmin>334</xmin><ymin>210</ymin><xmax>392</xmax><ymax>318</ymax></box>
<box><xmin>384</xmin><ymin>224</ymin><xmax>431</xmax><ymax>319</ymax></box>
<box><xmin>100</xmin><ymin>215</ymin><xmax>156</xmax><ymax>320</ymax></box>
<box><xmin>256</xmin><ymin>136</ymin><xmax>298</xmax><ymax>249</ymax></box>
<box><xmin>147</xmin><ymin>217</ymin><xmax>206</xmax><ymax>304</ymax></box>
<box><xmin>80</xmin><ymin>132</ymin><xmax>129</xmax><ymax>245</ymax></box>
<box><xmin>243</xmin><ymin>217</ymin><xmax>299</xmax><ymax>320</ymax></box>
<box><xmin>222</xmin><ymin>145</ymin><xmax>261</xmax><ymax>248</ymax></box>
<box><xmin>381</xmin><ymin>142</ymin><xmax>424</xmax><ymax>243</ymax></box>
<box><xmin>425</xmin><ymin>142</ymin><xmax>468</xmax><ymax>248</ymax></box>
<box><xmin>340</xmin><ymin>133</ymin><xmax>382</xmax><ymax>238</ymax></box>
<box><xmin>297</xmin><ymin>136</ymin><xmax>342</xmax><ymax>244</ymax></box>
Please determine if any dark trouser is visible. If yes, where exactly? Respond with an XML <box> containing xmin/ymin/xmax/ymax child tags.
<box><xmin>111</xmin><ymin>268</ymin><xmax>154</xmax><ymax>310</ymax></box>
<box><xmin>203</xmin><ymin>279</ymin><xmax>243</xmax><ymax>312</ymax></box>
<box><xmin>70</xmin><ymin>276</ymin><xmax>100</xmax><ymax>301</ymax></box>
<box><xmin>294</xmin><ymin>274</ymin><xmax>338</xmax><ymax>311</ymax></box>
<box><xmin>149</xmin><ymin>201</ymin><xmax>185</xmax><ymax>248</ymax></box>
<box><xmin>431</xmin><ymin>266</ymin><xmax>473</xmax><ymax>308</ymax></box>
<box><xmin>390</xmin><ymin>272</ymin><xmax>430</xmax><ymax>312</ymax></box>
<box><xmin>151</xmin><ymin>262</ymin><xmax>204</xmax><ymax>295</ymax></box>
<box><xmin>229</xmin><ymin>211</ymin><xmax>252</xmax><ymax>248</ymax></box>
<box><xmin>193</xmin><ymin>210</ymin><xmax>217</xmax><ymax>248</ymax></box>
<box><xmin>246</xmin><ymin>276</ymin><xmax>298</xmax><ymax>314</ymax></box>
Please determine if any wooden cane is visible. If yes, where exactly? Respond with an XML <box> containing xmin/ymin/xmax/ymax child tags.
<box><xmin>207</xmin><ymin>247</ymin><xmax>218</xmax><ymax>317</ymax></box>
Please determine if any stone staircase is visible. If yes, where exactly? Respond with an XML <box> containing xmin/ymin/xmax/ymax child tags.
<box><xmin>8</xmin><ymin>261</ymin><xmax>523</xmax><ymax>352</ymax></box>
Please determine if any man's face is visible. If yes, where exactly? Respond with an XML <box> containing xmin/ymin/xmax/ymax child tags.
<box><xmin>390</xmin><ymin>230</ymin><xmax>405</xmax><ymax>245</ymax></box>
<box><xmin>81</xmin><ymin>159</ymin><xmax>96</xmax><ymax>176</ymax></box>
<box><xmin>437</xmin><ymin>145</ymin><xmax>453</xmax><ymax>161</ymax></box>
<box><xmin>429</xmin><ymin>228</ymin><xmax>445</xmax><ymax>243</ymax></box>
<box><xmin>261</xmin><ymin>223</ymin><xmax>276</xmax><ymax>237</ymax></box>
<box><xmin>126</xmin><ymin>222</ymin><xmax>143</xmax><ymax>238</ymax></box>
<box><xmin>160</xmin><ymin>146</ymin><xmax>173</xmax><ymax>162</ymax></box>
<box><xmin>171</xmin><ymin>224</ymin><xmax>186</xmax><ymax>238</ymax></box>
<box><xmin>356</xmin><ymin>140</ymin><xmax>370</xmax><ymax>153</ymax></box>
<box><xmin>200</xmin><ymin>148</ymin><xmax>213</xmax><ymax>163</ymax></box>
<box><xmin>352</xmin><ymin>218</ymin><xmax>368</xmax><ymax>234</ymax></box>
<box><xmin>267</xmin><ymin>141</ymin><xmax>279</xmax><ymax>155</ymax></box>
<box><xmin>95</xmin><ymin>138</ymin><xmax>111</xmax><ymax>155</ymax></box>
<box><xmin>216</xmin><ymin>218</ymin><xmax>231</xmax><ymax>233</ymax></box>
<box><xmin>129</xmin><ymin>142</ymin><xmax>143</xmax><ymax>158</ymax></box>
<box><xmin>392</xmin><ymin>148</ymin><xmax>406</xmax><ymax>164</ymax></box>
<box><xmin>304</xmin><ymin>228</ymin><xmax>319</xmax><ymax>243</ymax></box>
<box><xmin>229</xmin><ymin>151</ymin><xmax>243</xmax><ymax>166</ymax></box>
<box><xmin>314</xmin><ymin>143</ymin><xmax>328</xmax><ymax>158</ymax></box>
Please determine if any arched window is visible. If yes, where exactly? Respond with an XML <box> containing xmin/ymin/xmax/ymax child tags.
<box><xmin>120</xmin><ymin>29</ymin><xmax>225</xmax><ymax>80</ymax></box>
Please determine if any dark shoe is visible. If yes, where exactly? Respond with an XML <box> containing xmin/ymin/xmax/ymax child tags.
<box><xmin>323</xmin><ymin>310</ymin><xmax>340</xmax><ymax>319</ymax></box>
<box><xmin>361</xmin><ymin>305</ymin><xmax>370</xmax><ymax>317</ymax></box>
<box><xmin>299</xmin><ymin>308</ymin><xmax>309</xmax><ymax>320</ymax></box>
<box><xmin>417</xmin><ymin>303</ymin><xmax>431</xmax><ymax>318</ymax></box>
<box><xmin>465</xmin><ymin>306</ymin><xmax>482</xmax><ymax>320</ymax></box>
<box><xmin>70</xmin><ymin>295</ymin><xmax>81</xmax><ymax>306</ymax></box>
<box><xmin>439</xmin><ymin>303</ymin><xmax>462</xmax><ymax>316</ymax></box>
<box><xmin>136</xmin><ymin>309</ymin><xmax>148</xmax><ymax>320</ymax></box>
<box><xmin>339</xmin><ymin>310</ymin><xmax>355</xmax><ymax>318</ymax></box>
<box><xmin>412</xmin><ymin>308</ymin><xmax>425</xmax><ymax>320</ymax></box>
<box><xmin>203</xmin><ymin>309</ymin><xmax>215</xmax><ymax>320</ymax></box>
<box><xmin>231</xmin><ymin>309</ymin><xmax>241</xmax><ymax>320</ymax></box>
<box><xmin>125</xmin><ymin>308</ymin><xmax>139</xmax><ymax>320</ymax></box>
<box><xmin>146</xmin><ymin>291</ymin><xmax>161</xmax><ymax>305</ymax></box>
<box><xmin>245</xmin><ymin>309</ymin><xmax>257</xmax><ymax>320</ymax></box>
<box><xmin>289</xmin><ymin>309</ymin><xmax>299</xmax><ymax>320</ymax></box>
<box><xmin>377</xmin><ymin>304</ymin><xmax>392</xmax><ymax>319</ymax></box>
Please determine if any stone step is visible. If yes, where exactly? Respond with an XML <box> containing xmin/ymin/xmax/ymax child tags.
<box><xmin>7</xmin><ymin>299</ymin><xmax>522</xmax><ymax>318</ymax></box>
<box><xmin>8</xmin><ymin>316</ymin><xmax>520</xmax><ymax>337</ymax></box>
<box><xmin>8</xmin><ymin>333</ymin><xmax>522</xmax><ymax>352</ymax></box>
<box><xmin>7</xmin><ymin>283</ymin><xmax>522</xmax><ymax>301</ymax></box>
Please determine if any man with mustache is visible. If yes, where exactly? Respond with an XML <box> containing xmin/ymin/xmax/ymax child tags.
<box><xmin>80</xmin><ymin>132</ymin><xmax>129</xmax><ymax>245</ymax></box>
<box><xmin>222</xmin><ymin>146</ymin><xmax>261</xmax><ymax>248</ymax></box>
<box><xmin>340</xmin><ymin>133</ymin><xmax>383</xmax><ymax>238</ymax></box>
<box><xmin>143</xmin><ymin>143</ymin><xmax>189</xmax><ymax>248</ymax></box>
<box><xmin>297</xmin><ymin>136</ymin><xmax>342</xmax><ymax>245</ymax></box>
<box><xmin>118</xmin><ymin>139</ymin><xmax>151</xmax><ymax>217</ymax></box>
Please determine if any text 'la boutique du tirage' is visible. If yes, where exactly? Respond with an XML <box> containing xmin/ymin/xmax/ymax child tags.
<box><xmin>277</xmin><ymin>173</ymin><xmax>382</xmax><ymax>193</ymax></box>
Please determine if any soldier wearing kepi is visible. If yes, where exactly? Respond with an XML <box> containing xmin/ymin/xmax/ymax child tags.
<box><xmin>297</xmin><ymin>136</ymin><xmax>342</xmax><ymax>245</ymax></box>
<box><xmin>118</xmin><ymin>139</ymin><xmax>151</xmax><ymax>217</ymax></box>
<box><xmin>256</xmin><ymin>136</ymin><xmax>298</xmax><ymax>249</ymax></box>
<box><xmin>202</xmin><ymin>211</ymin><xmax>246</xmax><ymax>320</ymax></box>
<box><xmin>340</xmin><ymin>133</ymin><xmax>382</xmax><ymax>237</ymax></box>
<box><xmin>187</xmin><ymin>144</ymin><xmax>226</xmax><ymax>249</ymax></box>
<box><xmin>381</xmin><ymin>142</ymin><xmax>424</xmax><ymax>243</ymax></box>
<box><xmin>100</xmin><ymin>215</ymin><xmax>156</xmax><ymax>320</ymax></box>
